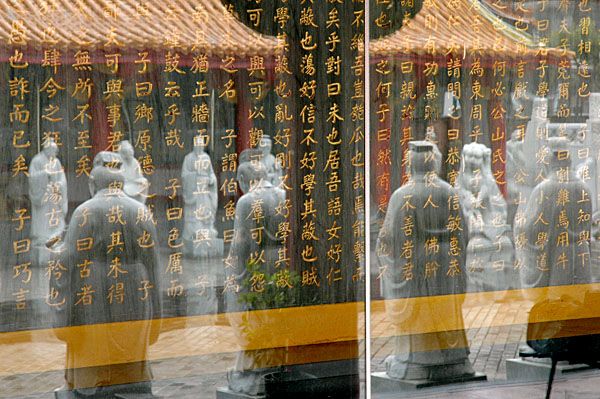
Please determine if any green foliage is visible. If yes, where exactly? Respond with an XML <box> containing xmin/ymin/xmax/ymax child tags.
<box><xmin>238</xmin><ymin>258</ymin><xmax>301</xmax><ymax>310</ymax></box>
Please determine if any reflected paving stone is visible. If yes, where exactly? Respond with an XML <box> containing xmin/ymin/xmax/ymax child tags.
<box><xmin>505</xmin><ymin>358</ymin><xmax>591</xmax><ymax>381</ymax></box>
<box><xmin>371</xmin><ymin>371</ymin><xmax>486</xmax><ymax>392</ymax></box>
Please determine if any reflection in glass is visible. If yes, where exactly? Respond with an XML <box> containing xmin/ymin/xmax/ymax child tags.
<box><xmin>224</xmin><ymin>150</ymin><xmax>287</xmax><ymax>396</ymax></box>
<box><xmin>377</xmin><ymin>141</ymin><xmax>475</xmax><ymax>381</ymax></box>
<box><xmin>0</xmin><ymin>0</ymin><xmax>365</xmax><ymax>397</ymax></box>
<box><xmin>29</xmin><ymin>138</ymin><xmax>67</xmax><ymax>248</ymax></box>
<box><xmin>181</xmin><ymin>135</ymin><xmax>219</xmax><ymax>258</ymax></box>
<box><xmin>516</xmin><ymin>137</ymin><xmax>592</xmax><ymax>290</ymax></box>
<box><xmin>456</xmin><ymin>142</ymin><xmax>515</xmax><ymax>294</ymax></box>
<box><xmin>50</xmin><ymin>151</ymin><xmax>161</xmax><ymax>396</ymax></box>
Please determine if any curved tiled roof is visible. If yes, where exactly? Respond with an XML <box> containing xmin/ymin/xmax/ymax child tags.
<box><xmin>0</xmin><ymin>0</ymin><xmax>277</xmax><ymax>56</ymax></box>
<box><xmin>371</xmin><ymin>0</ymin><xmax>569</xmax><ymax>59</ymax></box>
<box><xmin>480</xmin><ymin>0</ymin><xmax>533</xmax><ymax>24</ymax></box>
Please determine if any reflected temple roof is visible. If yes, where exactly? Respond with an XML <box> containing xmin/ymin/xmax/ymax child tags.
<box><xmin>0</xmin><ymin>0</ymin><xmax>278</xmax><ymax>56</ymax></box>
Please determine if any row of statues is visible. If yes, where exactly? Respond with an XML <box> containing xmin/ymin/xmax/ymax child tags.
<box><xmin>29</xmin><ymin>136</ymin><xmax>282</xmax><ymax>257</ymax></box>
<box><xmin>28</xmin><ymin>136</ymin><xmax>284</xmax><ymax>395</ymax></box>
<box><xmin>377</xmin><ymin>133</ymin><xmax>595</xmax><ymax>382</ymax></box>
<box><xmin>28</xmin><ymin>139</ymin><xmax>150</xmax><ymax>248</ymax></box>
<box><xmin>28</xmin><ymin>97</ymin><xmax>599</xmax><ymax>390</ymax></box>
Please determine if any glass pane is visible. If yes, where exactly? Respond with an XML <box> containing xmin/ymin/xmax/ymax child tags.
<box><xmin>0</xmin><ymin>1</ymin><xmax>365</xmax><ymax>398</ymax></box>
<box><xmin>371</xmin><ymin>0</ymin><xmax>600</xmax><ymax>397</ymax></box>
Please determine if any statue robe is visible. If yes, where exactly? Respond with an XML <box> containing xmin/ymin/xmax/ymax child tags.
<box><xmin>225</xmin><ymin>181</ymin><xmax>286</xmax><ymax>395</ymax></box>
<box><xmin>50</xmin><ymin>189</ymin><xmax>161</xmax><ymax>392</ymax></box>
<box><xmin>28</xmin><ymin>152</ymin><xmax>67</xmax><ymax>245</ymax></box>
<box><xmin>181</xmin><ymin>151</ymin><xmax>218</xmax><ymax>241</ymax></box>
<box><xmin>516</xmin><ymin>171</ymin><xmax>593</xmax><ymax>290</ymax></box>
<box><xmin>377</xmin><ymin>175</ymin><xmax>471</xmax><ymax>379</ymax></box>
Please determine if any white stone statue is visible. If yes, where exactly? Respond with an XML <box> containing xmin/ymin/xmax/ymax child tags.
<box><xmin>515</xmin><ymin>137</ymin><xmax>593</xmax><ymax>291</ymax></box>
<box><xmin>50</xmin><ymin>151</ymin><xmax>161</xmax><ymax>395</ymax></box>
<box><xmin>524</xmin><ymin>97</ymin><xmax>550</xmax><ymax>185</ymax></box>
<box><xmin>567</xmin><ymin>126</ymin><xmax>597</xmax><ymax>209</ymax></box>
<box><xmin>182</xmin><ymin>136</ymin><xmax>219</xmax><ymax>256</ymax></box>
<box><xmin>28</xmin><ymin>139</ymin><xmax>67</xmax><ymax>246</ymax></box>
<box><xmin>225</xmin><ymin>151</ymin><xmax>287</xmax><ymax>395</ymax></box>
<box><xmin>118</xmin><ymin>140</ymin><xmax>148</xmax><ymax>203</ymax></box>
<box><xmin>455</xmin><ymin>142</ymin><xmax>515</xmax><ymax>293</ymax></box>
<box><xmin>377</xmin><ymin>141</ymin><xmax>474</xmax><ymax>381</ymax></box>
<box><xmin>258</xmin><ymin>135</ymin><xmax>282</xmax><ymax>186</ymax></box>
<box><xmin>507</xmin><ymin>98</ymin><xmax>551</xmax><ymax>225</ymax></box>
<box><xmin>506</xmin><ymin>129</ymin><xmax>528</xmax><ymax>225</ymax></box>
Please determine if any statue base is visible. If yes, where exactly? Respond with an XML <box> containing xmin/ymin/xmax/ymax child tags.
<box><xmin>217</xmin><ymin>359</ymin><xmax>359</xmax><ymax>398</ymax></box>
<box><xmin>371</xmin><ymin>371</ymin><xmax>486</xmax><ymax>392</ymax></box>
<box><xmin>506</xmin><ymin>358</ymin><xmax>591</xmax><ymax>381</ymax></box>
<box><xmin>216</xmin><ymin>388</ymin><xmax>264</xmax><ymax>399</ymax></box>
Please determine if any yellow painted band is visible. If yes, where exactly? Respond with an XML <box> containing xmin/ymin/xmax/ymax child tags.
<box><xmin>372</xmin><ymin>283</ymin><xmax>600</xmax><ymax>337</ymax></box>
<box><xmin>3</xmin><ymin>284</ymin><xmax>600</xmax><ymax>376</ymax></box>
<box><xmin>0</xmin><ymin>302</ymin><xmax>364</xmax><ymax>372</ymax></box>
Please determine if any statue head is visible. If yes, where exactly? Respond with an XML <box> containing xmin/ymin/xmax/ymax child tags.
<box><xmin>89</xmin><ymin>151</ymin><xmax>125</xmax><ymax>196</ymax></box>
<box><xmin>238</xmin><ymin>150</ymin><xmax>268</xmax><ymax>194</ymax></box>
<box><xmin>425</xmin><ymin>126</ymin><xmax>437</xmax><ymax>143</ymax></box>
<box><xmin>458</xmin><ymin>142</ymin><xmax>487</xmax><ymax>194</ymax></box>
<box><xmin>462</xmin><ymin>142</ymin><xmax>485</xmax><ymax>172</ymax></box>
<box><xmin>259</xmin><ymin>135</ymin><xmax>272</xmax><ymax>154</ymax></box>
<box><xmin>547</xmin><ymin>137</ymin><xmax>571</xmax><ymax>172</ymax></box>
<box><xmin>532</xmin><ymin>97</ymin><xmax>548</xmax><ymax>120</ymax></box>
<box><xmin>118</xmin><ymin>140</ymin><xmax>134</xmax><ymax>160</ymax></box>
<box><xmin>193</xmin><ymin>135</ymin><xmax>208</xmax><ymax>154</ymax></box>
<box><xmin>408</xmin><ymin>141</ymin><xmax>436</xmax><ymax>177</ymax></box>
<box><xmin>43</xmin><ymin>138</ymin><xmax>59</xmax><ymax>158</ymax></box>
<box><xmin>510</xmin><ymin>129</ymin><xmax>522</xmax><ymax>142</ymax></box>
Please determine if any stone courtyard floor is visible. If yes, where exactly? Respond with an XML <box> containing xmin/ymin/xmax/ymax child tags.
<box><xmin>3</xmin><ymin>293</ymin><xmax>600</xmax><ymax>398</ymax></box>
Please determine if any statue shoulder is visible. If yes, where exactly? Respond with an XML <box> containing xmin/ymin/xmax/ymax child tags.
<box><xmin>388</xmin><ymin>185</ymin><xmax>413</xmax><ymax>209</ymax></box>
<box><xmin>236</xmin><ymin>192</ymin><xmax>254</xmax><ymax>211</ymax></box>
<box><xmin>29</xmin><ymin>153</ymin><xmax>46</xmax><ymax>169</ymax></box>
<box><xmin>436</xmin><ymin>178</ymin><xmax>454</xmax><ymax>192</ymax></box>
<box><xmin>71</xmin><ymin>197</ymin><xmax>99</xmax><ymax>218</ymax></box>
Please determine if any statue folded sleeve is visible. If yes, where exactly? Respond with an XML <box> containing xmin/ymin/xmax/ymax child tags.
<box><xmin>118</xmin><ymin>140</ymin><xmax>149</xmax><ymax>204</ymax></box>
